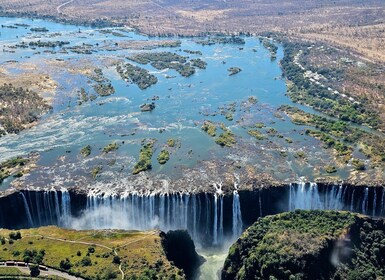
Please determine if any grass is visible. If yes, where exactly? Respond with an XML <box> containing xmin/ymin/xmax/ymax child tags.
<box><xmin>0</xmin><ymin>267</ymin><xmax>28</xmax><ymax>276</ymax></box>
<box><xmin>0</xmin><ymin>227</ymin><xmax>182</xmax><ymax>280</ymax></box>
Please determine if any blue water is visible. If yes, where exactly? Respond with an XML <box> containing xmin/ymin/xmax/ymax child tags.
<box><xmin>0</xmin><ymin>17</ymin><xmax>348</xmax><ymax>190</ymax></box>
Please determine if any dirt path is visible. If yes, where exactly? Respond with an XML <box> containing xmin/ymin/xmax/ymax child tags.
<box><xmin>57</xmin><ymin>0</ymin><xmax>75</xmax><ymax>14</ymax></box>
<box><xmin>22</xmin><ymin>231</ymin><xmax>156</xmax><ymax>280</ymax></box>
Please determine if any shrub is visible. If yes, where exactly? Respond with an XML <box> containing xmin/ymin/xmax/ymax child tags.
<box><xmin>80</xmin><ymin>256</ymin><xmax>92</xmax><ymax>267</ymax></box>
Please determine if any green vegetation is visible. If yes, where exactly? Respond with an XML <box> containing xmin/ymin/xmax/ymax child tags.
<box><xmin>222</xmin><ymin>210</ymin><xmax>356</xmax><ymax>280</ymax></box>
<box><xmin>0</xmin><ymin>84</ymin><xmax>52</xmax><ymax>135</ymax></box>
<box><xmin>225</xmin><ymin>113</ymin><xmax>233</xmax><ymax>121</ymax></box>
<box><xmin>0</xmin><ymin>157</ymin><xmax>29</xmax><ymax>184</ymax></box>
<box><xmin>262</xmin><ymin>38</ymin><xmax>278</xmax><ymax>60</ymax></box>
<box><xmin>116</xmin><ymin>63</ymin><xmax>158</xmax><ymax>90</ymax></box>
<box><xmin>129</xmin><ymin>52</ymin><xmax>198</xmax><ymax>77</ymax></box>
<box><xmin>281</xmin><ymin>105</ymin><xmax>385</xmax><ymax>165</ymax></box>
<box><xmin>133</xmin><ymin>140</ymin><xmax>155</xmax><ymax>174</ymax></box>
<box><xmin>352</xmin><ymin>158</ymin><xmax>366</xmax><ymax>171</ymax></box>
<box><xmin>248</xmin><ymin>130</ymin><xmax>266</xmax><ymax>140</ymax></box>
<box><xmin>0</xmin><ymin>267</ymin><xmax>28</xmax><ymax>276</ymax></box>
<box><xmin>228</xmin><ymin>67</ymin><xmax>242</xmax><ymax>76</ymax></box>
<box><xmin>157</xmin><ymin>150</ymin><xmax>170</xmax><ymax>165</ymax></box>
<box><xmin>80</xmin><ymin>145</ymin><xmax>92</xmax><ymax>157</ymax></box>
<box><xmin>183</xmin><ymin>50</ymin><xmax>202</xmax><ymax>55</ymax></box>
<box><xmin>103</xmin><ymin>142</ymin><xmax>119</xmax><ymax>153</ymax></box>
<box><xmin>255</xmin><ymin>122</ymin><xmax>265</xmax><ymax>129</ymax></box>
<box><xmin>196</xmin><ymin>36</ymin><xmax>245</xmax><ymax>46</ymax></box>
<box><xmin>223</xmin><ymin>210</ymin><xmax>385</xmax><ymax>280</ymax></box>
<box><xmin>190</xmin><ymin>58</ymin><xmax>207</xmax><ymax>69</ymax></box>
<box><xmin>26</xmin><ymin>40</ymin><xmax>70</xmax><ymax>48</ymax></box>
<box><xmin>202</xmin><ymin>121</ymin><xmax>217</xmax><ymax>137</ymax></box>
<box><xmin>30</xmin><ymin>27</ymin><xmax>48</xmax><ymax>32</ymax></box>
<box><xmin>281</xmin><ymin>41</ymin><xmax>380</xmax><ymax>129</ymax></box>
<box><xmin>325</xmin><ymin>165</ymin><xmax>337</xmax><ymax>173</ymax></box>
<box><xmin>167</xmin><ymin>139</ymin><xmax>176</xmax><ymax>147</ymax></box>
<box><xmin>91</xmin><ymin>166</ymin><xmax>102</xmax><ymax>179</ymax></box>
<box><xmin>0</xmin><ymin>227</ymin><xmax>185</xmax><ymax>280</ymax></box>
<box><xmin>215</xmin><ymin>128</ymin><xmax>236</xmax><ymax>147</ymax></box>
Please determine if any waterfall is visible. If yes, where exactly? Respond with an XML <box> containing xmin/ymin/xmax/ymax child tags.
<box><xmin>213</xmin><ymin>194</ymin><xmax>218</xmax><ymax>245</ymax></box>
<box><xmin>232</xmin><ymin>191</ymin><xmax>242</xmax><ymax>239</ymax></box>
<box><xmin>362</xmin><ymin>188</ymin><xmax>369</xmax><ymax>214</ymax></box>
<box><xmin>259</xmin><ymin>190</ymin><xmax>263</xmax><ymax>216</ymax></box>
<box><xmin>372</xmin><ymin>189</ymin><xmax>377</xmax><ymax>216</ymax></box>
<box><xmin>4</xmin><ymin>183</ymin><xmax>385</xmax><ymax>248</ymax></box>
<box><xmin>20</xmin><ymin>192</ymin><xmax>33</xmax><ymax>227</ymax></box>
<box><xmin>53</xmin><ymin>191</ymin><xmax>61</xmax><ymax>223</ymax></box>
<box><xmin>350</xmin><ymin>189</ymin><xmax>355</xmax><ymax>212</ymax></box>
<box><xmin>219</xmin><ymin>195</ymin><xmax>224</xmax><ymax>243</ymax></box>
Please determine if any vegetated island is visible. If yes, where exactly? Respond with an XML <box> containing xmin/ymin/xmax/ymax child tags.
<box><xmin>222</xmin><ymin>210</ymin><xmax>385</xmax><ymax>280</ymax></box>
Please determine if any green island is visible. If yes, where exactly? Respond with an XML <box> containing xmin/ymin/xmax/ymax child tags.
<box><xmin>90</xmin><ymin>68</ymin><xmax>115</xmax><ymax>96</ymax></box>
<box><xmin>116</xmin><ymin>63</ymin><xmax>158</xmax><ymax>90</ymax></box>
<box><xmin>157</xmin><ymin>149</ymin><xmax>170</xmax><ymax>165</ymax></box>
<box><xmin>80</xmin><ymin>145</ymin><xmax>92</xmax><ymax>157</ymax></box>
<box><xmin>102</xmin><ymin>142</ymin><xmax>119</xmax><ymax>153</ymax></box>
<box><xmin>30</xmin><ymin>27</ymin><xmax>48</xmax><ymax>32</ymax></box>
<box><xmin>129</xmin><ymin>52</ymin><xmax>198</xmax><ymax>77</ymax></box>
<box><xmin>215</xmin><ymin>126</ymin><xmax>236</xmax><ymax>147</ymax></box>
<box><xmin>261</xmin><ymin>38</ymin><xmax>278</xmax><ymax>60</ymax></box>
<box><xmin>133</xmin><ymin>140</ymin><xmax>155</xmax><ymax>174</ymax></box>
<box><xmin>222</xmin><ymin>210</ymin><xmax>385</xmax><ymax>280</ymax></box>
<box><xmin>91</xmin><ymin>166</ymin><xmax>102</xmax><ymax>179</ymax></box>
<box><xmin>166</xmin><ymin>139</ymin><xmax>176</xmax><ymax>147</ymax></box>
<box><xmin>201</xmin><ymin>121</ymin><xmax>217</xmax><ymax>137</ymax></box>
<box><xmin>190</xmin><ymin>58</ymin><xmax>207</xmax><ymax>69</ymax></box>
<box><xmin>195</xmin><ymin>37</ymin><xmax>245</xmax><ymax>46</ymax></box>
<box><xmin>247</xmin><ymin>129</ymin><xmax>266</xmax><ymax>140</ymax></box>
<box><xmin>0</xmin><ymin>227</ymin><xmax>198</xmax><ymax>280</ymax></box>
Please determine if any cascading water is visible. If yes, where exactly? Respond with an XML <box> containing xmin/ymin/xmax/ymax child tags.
<box><xmin>3</xmin><ymin>183</ymin><xmax>385</xmax><ymax>247</ymax></box>
<box><xmin>232</xmin><ymin>191</ymin><xmax>242</xmax><ymax>239</ymax></box>
<box><xmin>362</xmin><ymin>188</ymin><xmax>369</xmax><ymax>214</ymax></box>
<box><xmin>19</xmin><ymin>192</ymin><xmax>33</xmax><ymax>227</ymax></box>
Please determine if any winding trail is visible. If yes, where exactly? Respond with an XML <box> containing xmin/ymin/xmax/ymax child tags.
<box><xmin>22</xmin><ymin>231</ymin><xmax>157</xmax><ymax>280</ymax></box>
<box><xmin>57</xmin><ymin>0</ymin><xmax>75</xmax><ymax>14</ymax></box>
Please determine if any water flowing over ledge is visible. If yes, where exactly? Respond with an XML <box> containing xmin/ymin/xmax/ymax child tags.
<box><xmin>1</xmin><ymin>183</ymin><xmax>384</xmax><ymax>246</ymax></box>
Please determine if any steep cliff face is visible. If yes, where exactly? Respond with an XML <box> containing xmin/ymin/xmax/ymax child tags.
<box><xmin>161</xmin><ymin>230</ymin><xmax>205</xmax><ymax>280</ymax></box>
<box><xmin>222</xmin><ymin>210</ymin><xmax>385</xmax><ymax>280</ymax></box>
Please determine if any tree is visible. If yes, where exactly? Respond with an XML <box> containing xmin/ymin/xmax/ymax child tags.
<box><xmin>29</xmin><ymin>264</ymin><xmax>40</xmax><ymax>277</ymax></box>
<box><xmin>60</xmin><ymin>258</ymin><xmax>72</xmax><ymax>270</ymax></box>
<box><xmin>80</xmin><ymin>256</ymin><xmax>92</xmax><ymax>267</ymax></box>
<box><xmin>112</xmin><ymin>255</ymin><xmax>121</xmax><ymax>265</ymax></box>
